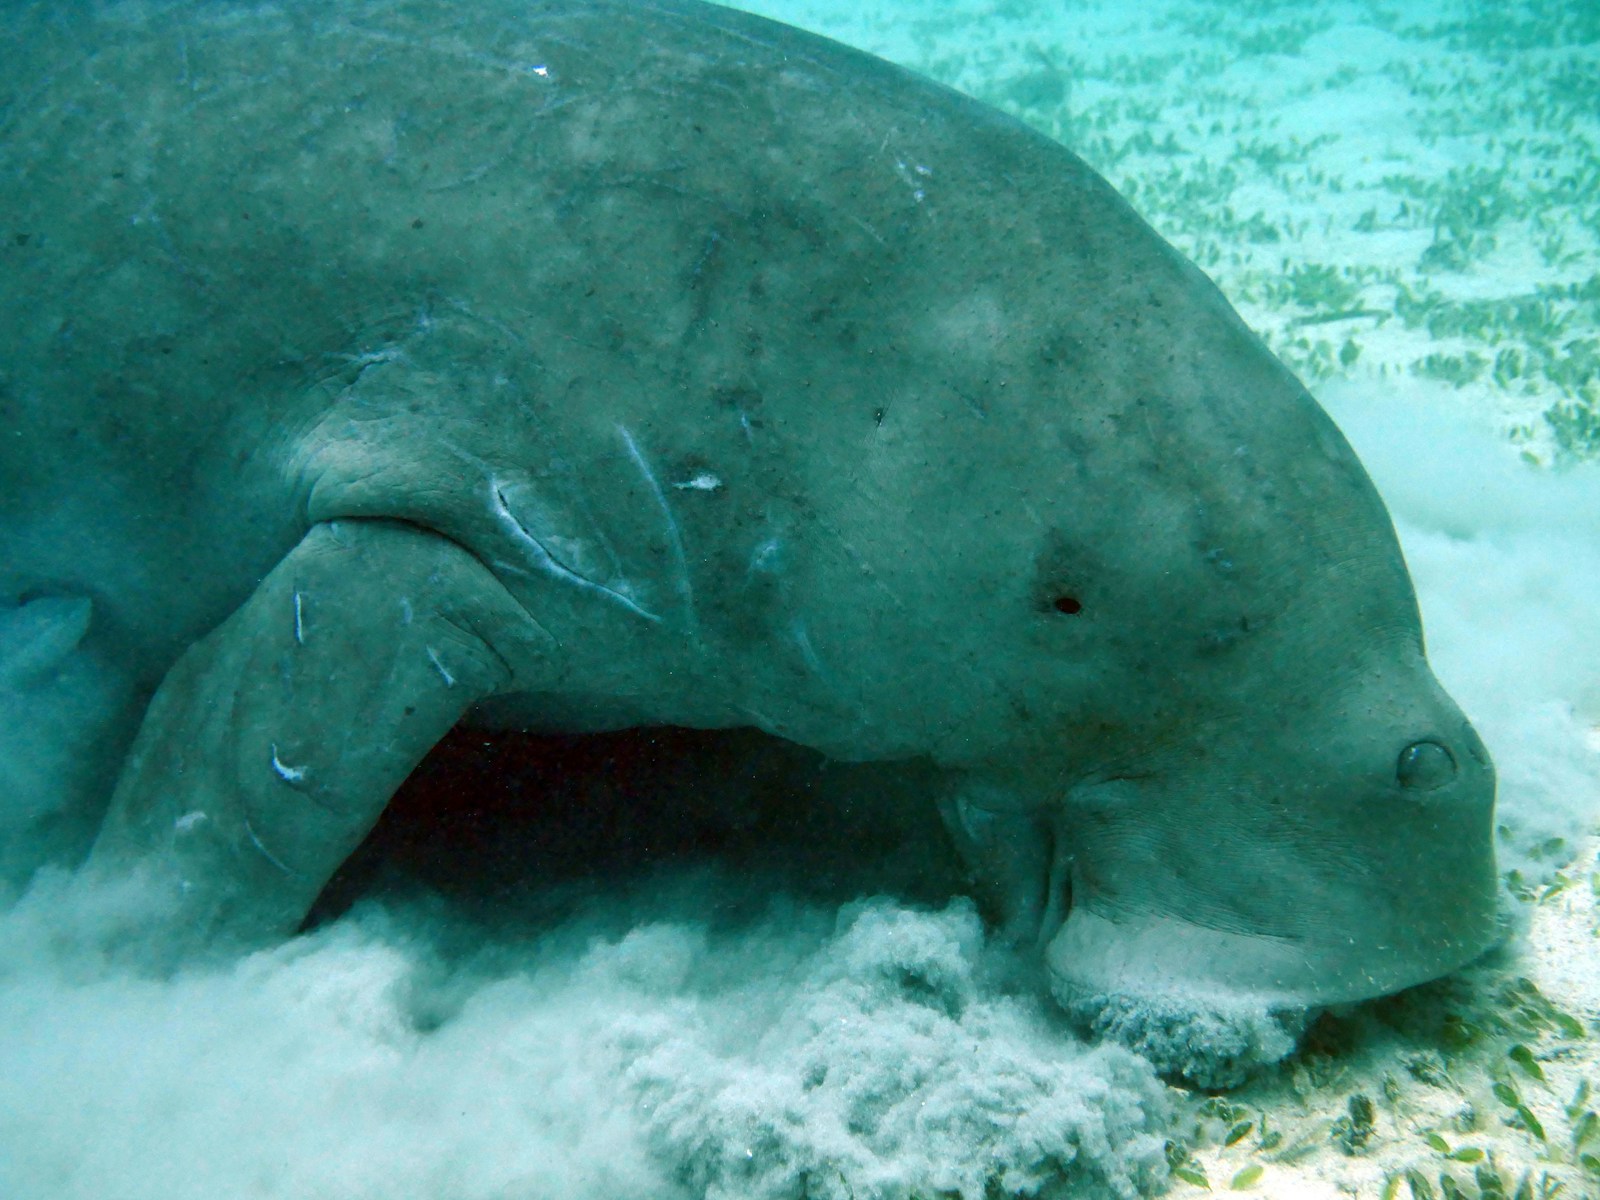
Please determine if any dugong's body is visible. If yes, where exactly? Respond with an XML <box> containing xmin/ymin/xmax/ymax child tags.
<box><xmin>2</xmin><ymin>0</ymin><xmax>1494</xmax><ymax>1046</ymax></box>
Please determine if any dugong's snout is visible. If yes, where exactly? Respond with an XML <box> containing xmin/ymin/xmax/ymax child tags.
<box><xmin>1042</xmin><ymin>701</ymin><xmax>1499</xmax><ymax>1025</ymax></box>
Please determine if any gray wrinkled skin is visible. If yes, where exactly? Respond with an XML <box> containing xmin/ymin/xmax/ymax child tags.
<box><xmin>0</xmin><ymin>0</ymin><xmax>1497</xmax><ymax>1063</ymax></box>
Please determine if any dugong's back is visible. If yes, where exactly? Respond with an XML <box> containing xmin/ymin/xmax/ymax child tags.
<box><xmin>1</xmin><ymin>0</ymin><xmax>1233</xmax><ymax>668</ymax></box>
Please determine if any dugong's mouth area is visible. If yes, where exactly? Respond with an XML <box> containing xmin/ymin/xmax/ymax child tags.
<box><xmin>1043</xmin><ymin>897</ymin><xmax>1501</xmax><ymax>1084</ymax></box>
<box><xmin>310</xmin><ymin>724</ymin><xmax>968</xmax><ymax>925</ymax></box>
<box><xmin>1046</xmin><ymin>902</ymin><xmax>1498</xmax><ymax>1011</ymax></box>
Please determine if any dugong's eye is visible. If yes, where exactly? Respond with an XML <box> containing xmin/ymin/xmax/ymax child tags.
<box><xmin>1051</xmin><ymin>595</ymin><xmax>1082</xmax><ymax>615</ymax></box>
<box><xmin>1397</xmin><ymin>740</ymin><xmax>1456</xmax><ymax>790</ymax></box>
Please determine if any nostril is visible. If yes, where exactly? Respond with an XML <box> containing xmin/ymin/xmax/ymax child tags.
<box><xmin>1397</xmin><ymin>740</ymin><xmax>1456</xmax><ymax>790</ymax></box>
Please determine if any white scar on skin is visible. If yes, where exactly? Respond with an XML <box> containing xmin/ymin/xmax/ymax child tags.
<box><xmin>672</xmin><ymin>471</ymin><xmax>722</xmax><ymax>491</ymax></box>
<box><xmin>293</xmin><ymin>591</ymin><xmax>305</xmax><ymax>645</ymax></box>
<box><xmin>490</xmin><ymin>477</ymin><xmax>662</xmax><ymax>622</ymax></box>
<box><xmin>616</xmin><ymin>424</ymin><xmax>698</xmax><ymax>637</ymax></box>
<box><xmin>789</xmin><ymin>617</ymin><xmax>866</xmax><ymax>723</ymax></box>
<box><xmin>244</xmin><ymin>818</ymin><xmax>294</xmax><ymax>875</ymax></box>
<box><xmin>790</xmin><ymin>620</ymin><xmax>830</xmax><ymax>683</ymax></box>
<box><xmin>174</xmin><ymin>811</ymin><xmax>207</xmax><ymax>834</ymax></box>
<box><xmin>270</xmin><ymin>744</ymin><xmax>308</xmax><ymax>785</ymax></box>
<box><xmin>426</xmin><ymin>645</ymin><xmax>455</xmax><ymax>687</ymax></box>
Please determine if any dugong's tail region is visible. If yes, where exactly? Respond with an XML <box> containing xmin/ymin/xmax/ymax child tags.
<box><xmin>0</xmin><ymin>0</ymin><xmax>1518</xmax><ymax>1194</ymax></box>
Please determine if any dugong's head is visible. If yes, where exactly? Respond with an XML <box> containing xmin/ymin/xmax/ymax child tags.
<box><xmin>922</xmin><ymin>444</ymin><xmax>1497</xmax><ymax>1070</ymax></box>
<box><xmin>813</xmin><ymin>157</ymin><xmax>1500</xmax><ymax>1076</ymax></box>
<box><xmin>1028</xmin><ymin>570</ymin><xmax>1497</xmax><ymax>1081</ymax></box>
<box><xmin>828</xmin><ymin>360</ymin><xmax>1497</xmax><ymax>1078</ymax></box>
<box><xmin>901</xmin><ymin>341</ymin><xmax>1496</xmax><ymax>1074</ymax></box>
<box><xmin>1031</xmin><ymin>589</ymin><xmax>1498</xmax><ymax>1013</ymax></box>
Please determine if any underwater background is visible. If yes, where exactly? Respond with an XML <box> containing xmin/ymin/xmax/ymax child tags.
<box><xmin>2</xmin><ymin>0</ymin><xmax>1598</xmax><ymax>1197</ymax></box>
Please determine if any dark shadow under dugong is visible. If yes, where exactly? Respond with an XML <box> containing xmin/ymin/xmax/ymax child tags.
<box><xmin>0</xmin><ymin>0</ymin><xmax>1497</xmax><ymax>1077</ymax></box>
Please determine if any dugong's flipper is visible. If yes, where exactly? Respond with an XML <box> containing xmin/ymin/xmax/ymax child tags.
<box><xmin>84</xmin><ymin>519</ymin><xmax>537</xmax><ymax>950</ymax></box>
<box><xmin>0</xmin><ymin>595</ymin><xmax>136</xmax><ymax>886</ymax></box>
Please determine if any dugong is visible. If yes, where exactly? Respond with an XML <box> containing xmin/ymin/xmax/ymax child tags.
<box><xmin>2</xmin><ymin>0</ymin><xmax>1495</xmax><ymax>1055</ymax></box>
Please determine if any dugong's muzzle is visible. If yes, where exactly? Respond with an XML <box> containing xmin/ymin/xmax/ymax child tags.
<box><xmin>1040</xmin><ymin>714</ymin><xmax>1499</xmax><ymax>1078</ymax></box>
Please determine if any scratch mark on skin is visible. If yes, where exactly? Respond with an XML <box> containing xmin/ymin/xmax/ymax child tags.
<box><xmin>786</xmin><ymin>617</ymin><xmax>873</xmax><ymax>730</ymax></box>
<box><xmin>174</xmin><ymin>811</ymin><xmax>207</xmax><ymax>834</ymax></box>
<box><xmin>324</xmin><ymin>19</ymin><xmax>576</xmax><ymax>91</ymax></box>
<box><xmin>244</xmin><ymin>818</ymin><xmax>295</xmax><ymax>875</ymax></box>
<box><xmin>423</xmin><ymin>160</ymin><xmax>502</xmax><ymax>193</ymax></box>
<box><xmin>616</xmin><ymin>424</ymin><xmax>698</xmax><ymax>638</ymax></box>
<box><xmin>849</xmin><ymin>215</ymin><xmax>886</xmax><ymax>245</ymax></box>
<box><xmin>490</xmin><ymin>478</ymin><xmax>663</xmax><ymax>622</ymax></box>
<box><xmin>293</xmin><ymin>591</ymin><xmax>305</xmax><ymax>645</ymax></box>
<box><xmin>270</xmin><ymin>744</ymin><xmax>308</xmax><ymax>786</ymax></box>
<box><xmin>426</xmin><ymin>645</ymin><xmax>456</xmax><ymax>687</ymax></box>
<box><xmin>399</xmin><ymin>596</ymin><xmax>414</xmax><ymax>625</ymax></box>
<box><xmin>810</xmin><ymin>511</ymin><xmax>909</xmax><ymax>616</ymax></box>
<box><xmin>740</xmin><ymin>704</ymin><xmax>787</xmax><ymax>737</ymax></box>
<box><xmin>790</xmin><ymin>620</ymin><xmax>830</xmax><ymax>684</ymax></box>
